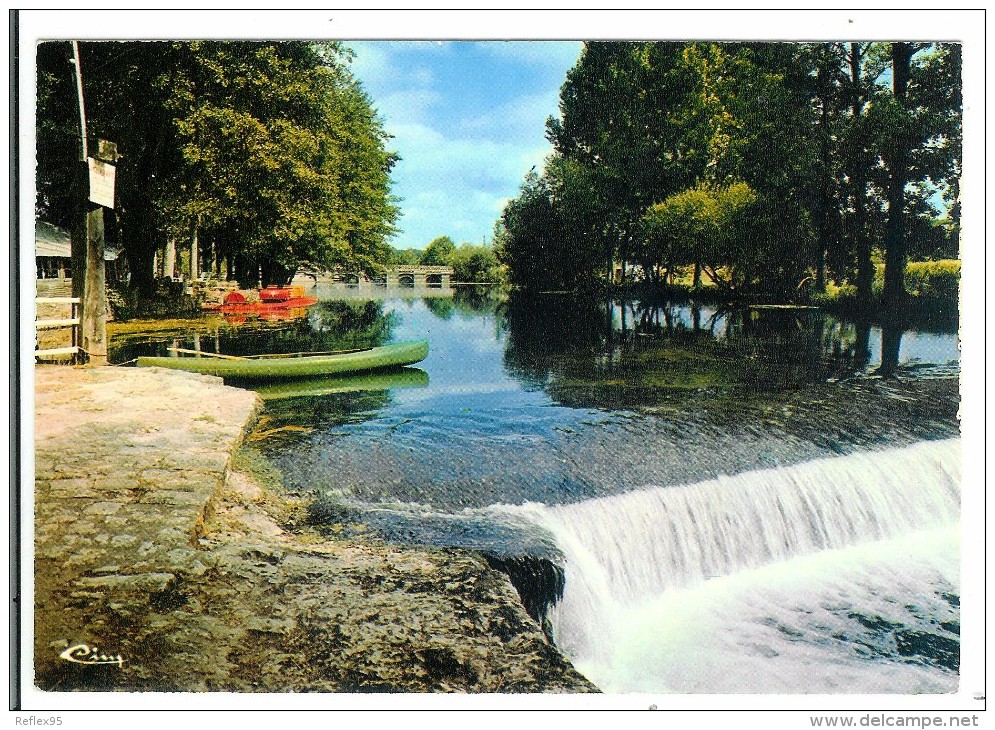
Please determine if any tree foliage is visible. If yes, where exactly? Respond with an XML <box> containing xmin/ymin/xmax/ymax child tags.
<box><xmin>420</xmin><ymin>235</ymin><xmax>456</xmax><ymax>266</ymax></box>
<box><xmin>449</xmin><ymin>243</ymin><xmax>501</xmax><ymax>283</ymax></box>
<box><xmin>388</xmin><ymin>246</ymin><xmax>422</xmax><ymax>266</ymax></box>
<box><xmin>499</xmin><ymin>41</ymin><xmax>962</xmax><ymax>308</ymax></box>
<box><xmin>638</xmin><ymin>182</ymin><xmax>759</xmax><ymax>291</ymax></box>
<box><xmin>35</xmin><ymin>40</ymin><xmax>399</xmax><ymax>289</ymax></box>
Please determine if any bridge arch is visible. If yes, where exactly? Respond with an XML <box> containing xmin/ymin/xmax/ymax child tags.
<box><xmin>397</xmin><ymin>273</ymin><xmax>416</xmax><ymax>288</ymax></box>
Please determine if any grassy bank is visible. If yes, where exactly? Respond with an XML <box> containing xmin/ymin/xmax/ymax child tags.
<box><xmin>613</xmin><ymin>259</ymin><xmax>960</xmax><ymax>329</ymax></box>
<box><xmin>811</xmin><ymin>260</ymin><xmax>960</xmax><ymax>328</ymax></box>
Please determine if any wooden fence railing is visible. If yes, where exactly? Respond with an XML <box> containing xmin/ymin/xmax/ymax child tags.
<box><xmin>35</xmin><ymin>297</ymin><xmax>81</xmax><ymax>361</ymax></box>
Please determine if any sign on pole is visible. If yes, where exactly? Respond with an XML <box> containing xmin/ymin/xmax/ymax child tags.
<box><xmin>87</xmin><ymin>157</ymin><xmax>115</xmax><ymax>208</ymax></box>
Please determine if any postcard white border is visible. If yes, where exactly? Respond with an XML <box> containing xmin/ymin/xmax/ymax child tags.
<box><xmin>13</xmin><ymin>7</ymin><xmax>988</xmax><ymax>723</ymax></box>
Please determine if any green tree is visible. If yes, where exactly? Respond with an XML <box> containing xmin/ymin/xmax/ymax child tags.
<box><xmin>35</xmin><ymin>40</ymin><xmax>399</xmax><ymax>292</ymax></box>
<box><xmin>449</xmin><ymin>243</ymin><xmax>501</xmax><ymax>283</ymax></box>
<box><xmin>498</xmin><ymin>40</ymin><xmax>960</xmax><ymax>307</ymax></box>
<box><xmin>879</xmin><ymin>42</ymin><xmax>917</xmax><ymax>308</ymax></box>
<box><xmin>838</xmin><ymin>42</ymin><xmax>890</xmax><ymax>306</ymax></box>
<box><xmin>36</xmin><ymin>42</ymin><xmax>186</xmax><ymax>293</ymax></box>
<box><xmin>506</xmin><ymin>41</ymin><xmax>821</xmax><ymax>295</ymax></box>
<box><xmin>388</xmin><ymin>246</ymin><xmax>423</xmax><ymax>265</ymax></box>
<box><xmin>868</xmin><ymin>42</ymin><xmax>961</xmax><ymax>309</ymax></box>
<box><xmin>420</xmin><ymin>235</ymin><xmax>456</xmax><ymax>266</ymax></box>
<box><xmin>637</xmin><ymin>186</ymin><xmax>716</xmax><ymax>286</ymax></box>
<box><xmin>496</xmin><ymin>171</ymin><xmax>568</xmax><ymax>290</ymax></box>
<box><xmin>546</xmin><ymin>42</ymin><xmax>707</xmax><ymax>281</ymax></box>
<box><xmin>164</xmin><ymin>41</ymin><xmax>398</xmax><ymax>286</ymax></box>
<box><xmin>639</xmin><ymin>182</ymin><xmax>759</xmax><ymax>292</ymax></box>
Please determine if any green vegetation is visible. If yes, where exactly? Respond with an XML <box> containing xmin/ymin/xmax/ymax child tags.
<box><xmin>387</xmin><ymin>246</ymin><xmax>423</xmax><ymax>266</ymax></box>
<box><xmin>903</xmin><ymin>260</ymin><xmax>961</xmax><ymax>302</ymax></box>
<box><xmin>420</xmin><ymin>236</ymin><xmax>456</xmax><ymax>266</ymax></box>
<box><xmin>638</xmin><ymin>182</ymin><xmax>758</xmax><ymax>293</ymax></box>
<box><xmin>497</xmin><ymin>42</ymin><xmax>961</xmax><ymax>317</ymax></box>
<box><xmin>813</xmin><ymin>258</ymin><xmax>960</xmax><ymax>325</ymax></box>
<box><xmin>36</xmin><ymin>41</ymin><xmax>399</xmax><ymax>290</ymax></box>
<box><xmin>388</xmin><ymin>235</ymin><xmax>504</xmax><ymax>284</ymax></box>
<box><xmin>448</xmin><ymin>243</ymin><xmax>502</xmax><ymax>283</ymax></box>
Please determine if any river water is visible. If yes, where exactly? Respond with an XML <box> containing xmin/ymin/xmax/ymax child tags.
<box><xmin>110</xmin><ymin>286</ymin><xmax>962</xmax><ymax>694</ymax></box>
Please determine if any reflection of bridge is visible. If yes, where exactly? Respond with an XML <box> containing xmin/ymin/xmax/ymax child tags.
<box><xmin>294</xmin><ymin>265</ymin><xmax>452</xmax><ymax>289</ymax></box>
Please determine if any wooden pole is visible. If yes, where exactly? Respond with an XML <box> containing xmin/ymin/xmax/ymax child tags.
<box><xmin>69</xmin><ymin>42</ymin><xmax>88</xmax><ymax>301</ymax></box>
<box><xmin>70</xmin><ymin>42</ymin><xmax>88</xmax><ymax>160</ymax></box>
<box><xmin>71</xmin><ymin>41</ymin><xmax>108</xmax><ymax>366</ymax></box>
<box><xmin>82</xmin><ymin>208</ymin><xmax>108</xmax><ymax>365</ymax></box>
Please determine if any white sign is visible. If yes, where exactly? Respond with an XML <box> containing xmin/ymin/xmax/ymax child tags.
<box><xmin>87</xmin><ymin>157</ymin><xmax>115</xmax><ymax>208</ymax></box>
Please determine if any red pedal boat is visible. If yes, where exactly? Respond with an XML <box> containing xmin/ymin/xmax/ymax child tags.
<box><xmin>204</xmin><ymin>286</ymin><xmax>319</xmax><ymax>314</ymax></box>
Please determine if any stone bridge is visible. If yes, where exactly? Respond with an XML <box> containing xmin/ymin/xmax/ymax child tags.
<box><xmin>295</xmin><ymin>265</ymin><xmax>453</xmax><ymax>289</ymax></box>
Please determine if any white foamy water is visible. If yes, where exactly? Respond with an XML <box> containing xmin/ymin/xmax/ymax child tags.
<box><xmin>502</xmin><ymin>439</ymin><xmax>962</xmax><ymax>694</ymax></box>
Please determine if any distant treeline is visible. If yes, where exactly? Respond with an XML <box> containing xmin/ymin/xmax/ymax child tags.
<box><xmin>495</xmin><ymin>42</ymin><xmax>961</xmax><ymax>311</ymax></box>
<box><xmin>389</xmin><ymin>236</ymin><xmax>503</xmax><ymax>283</ymax></box>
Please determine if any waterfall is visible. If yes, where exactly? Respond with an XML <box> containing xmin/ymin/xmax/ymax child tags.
<box><xmin>504</xmin><ymin>439</ymin><xmax>962</xmax><ymax>693</ymax></box>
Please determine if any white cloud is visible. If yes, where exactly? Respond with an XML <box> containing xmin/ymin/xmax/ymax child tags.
<box><xmin>347</xmin><ymin>39</ymin><xmax>574</xmax><ymax>248</ymax></box>
<box><xmin>457</xmin><ymin>88</ymin><xmax>562</xmax><ymax>142</ymax></box>
<box><xmin>376</xmin><ymin>89</ymin><xmax>443</xmax><ymax>126</ymax></box>
<box><xmin>346</xmin><ymin>42</ymin><xmax>393</xmax><ymax>89</ymax></box>
<box><xmin>385</xmin><ymin>117</ymin><xmax>556</xmax><ymax>246</ymax></box>
<box><xmin>411</xmin><ymin>67</ymin><xmax>435</xmax><ymax>87</ymax></box>
<box><xmin>474</xmin><ymin>40</ymin><xmax>583</xmax><ymax>70</ymax></box>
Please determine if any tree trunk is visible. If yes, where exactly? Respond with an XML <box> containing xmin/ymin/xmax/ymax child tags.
<box><xmin>164</xmin><ymin>238</ymin><xmax>176</xmax><ymax>279</ymax></box>
<box><xmin>814</xmin><ymin>60</ymin><xmax>831</xmax><ymax>294</ymax></box>
<box><xmin>190</xmin><ymin>220</ymin><xmax>200</xmax><ymax>280</ymax></box>
<box><xmin>213</xmin><ymin>240</ymin><xmax>222</xmax><ymax>277</ymax></box>
<box><xmin>878</xmin><ymin>325</ymin><xmax>903</xmax><ymax>377</ymax></box>
<box><xmin>618</xmin><ymin>234</ymin><xmax>629</xmax><ymax>286</ymax></box>
<box><xmin>70</xmin><ymin>162</ymin><xmax>88</xmax><ymax>300</ymax></box>
<box><xmin>849</xmin><ymin>44</ymin><xmax>874</xmax><ymax>308</ymax></box>
<box><xmin>854</xmin><ymin>318</ymin><xmax>871</xmax><ymax>370</ymax></box>
<box><xmin>882</xmin><ymin>42</ymin><xmax>914</xmax><ymax>310</ymax></box>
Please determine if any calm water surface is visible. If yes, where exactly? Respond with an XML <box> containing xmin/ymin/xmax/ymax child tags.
<box><xmin>110</xmin><ymin>286</ymin><xmax>960</xmax><ymax>537</ymax></box>
<box><xmin>242</xmin><ymin>289</ymin><xmax>960</xmax><ymax>510</ymax></box>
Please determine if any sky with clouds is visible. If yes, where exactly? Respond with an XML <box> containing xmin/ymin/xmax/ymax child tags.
<box><xmin>345</xmin><ymin>41</ymin><xmax>583</xmax><ymax>251</ymax></box>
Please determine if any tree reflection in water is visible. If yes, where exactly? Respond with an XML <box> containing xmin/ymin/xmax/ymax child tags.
<box><xmin>498</xmin><ymin>292</ymin><xmax>947</xmax><ymax>411</ymax></box>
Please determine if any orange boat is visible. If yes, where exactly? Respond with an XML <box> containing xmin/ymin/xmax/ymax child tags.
<box><xmin>204</xmin><ymin>285</ymin><xmax>318</xmax><ymax>314</ymax></box>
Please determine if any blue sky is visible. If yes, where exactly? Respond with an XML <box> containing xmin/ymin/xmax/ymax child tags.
<box><xmin>345</xmin><ymin>41</ymin><xmax>583</xmax><ymax>251</ymax></box>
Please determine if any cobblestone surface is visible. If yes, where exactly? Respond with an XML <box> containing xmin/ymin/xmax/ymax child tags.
<box><xmin>32</xmin><ymin>365</ymin><xmax>595</xmax><ymax>694</ymax></box>
<box><xmin>33</xmin><ymin>365</ymin><xmax>262</xmax><ymax>686</ymax></box>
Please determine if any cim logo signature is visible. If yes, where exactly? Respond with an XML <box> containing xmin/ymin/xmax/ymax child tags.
<box><xmin>59</xmin><ymin>643</ymin><xmax>124</xmax><ymax>668</ymax></box>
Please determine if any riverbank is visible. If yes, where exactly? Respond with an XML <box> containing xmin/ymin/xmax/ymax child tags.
<box><xmin>606</xmin><ymin>260</ymin><xmax>960</xmax><ymax>332</ymax></box>
<box><xmin>32</xmin><ymin>365</ymin><xmax>596</xmax><ymax>694</ymax></box>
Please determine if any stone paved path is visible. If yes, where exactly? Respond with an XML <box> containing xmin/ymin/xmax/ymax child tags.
<box><xmin>33</xmin><ymin>365</ymin><xmax>261</xmax><ymax>686</ymax></box>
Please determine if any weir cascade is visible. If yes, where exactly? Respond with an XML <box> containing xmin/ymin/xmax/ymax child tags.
<box><xmin>497</xmin><ymin>439</ymin><xmax>962</xmax><ymax>694</ymax></box>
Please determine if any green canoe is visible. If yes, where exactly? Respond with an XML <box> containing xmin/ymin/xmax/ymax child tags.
<box><xmin>136</xmin><ymin>340</ymin><xmax>429</xmax><ymax>381</ymax></box>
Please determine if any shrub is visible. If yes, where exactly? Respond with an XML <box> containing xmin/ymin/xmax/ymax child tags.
<box><xmin>905</xmin><ymin>259</ymin><xmax>961</xmax><ymax>302</ymax></box>
<box><xmin>449</xmin><ymin>243</ymin><xmax>502</xmax><ymax>283</ymax></box>
<box><xmin>867</xmin><ymin>259</ymin><xmax>960</xmax><ymax>303</ymax></box>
